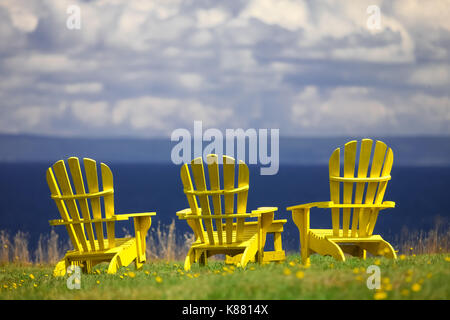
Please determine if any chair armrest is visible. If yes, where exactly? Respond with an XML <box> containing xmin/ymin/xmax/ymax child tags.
<box><xmin>116</xmin><ymin>212</ymin><xmax>157</xmax><ymax>219</ymax></box>
<box><xmin>286</xmin><ymin>201</ymin><xmax>333</xmax><ymax>211</ymax></box>
<box><xmin>287</xmin><ymin>201</ymin><xmax>395</xmax><ymax>211</ymax></box>
<box><xmin>251</xmin><ymin>207</ymin><xmax>278</xmax><ymax>215</ymax></box>
<box><xmin>49</xmin><ymin>212</ymin><xmax>156</xmax><ymax>226</ymax></box>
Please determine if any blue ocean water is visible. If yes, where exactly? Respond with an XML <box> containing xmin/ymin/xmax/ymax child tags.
<box><xmin>0</xmin><ymin>163</ymin><xmax>449</xmax><ymax>253</ymax></box>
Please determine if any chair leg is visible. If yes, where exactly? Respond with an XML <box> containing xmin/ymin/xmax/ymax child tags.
<box><xmin>199</xmin><ymin>251</ymin><xmax>208</xmax><ymax>266</ymax></box>
<box><xmin>292</xmin><ymin>209</ymin><xmax>311</xmax><ymax>266</ymax></box>
<box><xmin>53</xmin><ymin>257</ymin><xmax>69</xmax><ymax>277</ymax></box>
<box><xmin>184</xmin><ymin>247</ymin><xmax>195</xmax><ymax>271</ymax></box>
<box><xmin>107</xmin><ymin>254</ymin><xmax>120</xmax><ymax>274</ymax></box>
<box><xmin>239</xmin><ymin>241</ymin><xmax>258</xmax><ymax>268</ymax></box>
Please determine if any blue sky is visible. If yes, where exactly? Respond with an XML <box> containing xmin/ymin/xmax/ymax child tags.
<box><xmin>0</xmin><ymin>0</ymin><xmax>449</xmax><ymax>138</ymax></box>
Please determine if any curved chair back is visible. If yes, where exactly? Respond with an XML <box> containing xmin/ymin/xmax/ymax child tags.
<box><xmin>47</xmin><ymin>157</ymin><xmax>116</xmax><ymax>252</ymax></box>
<box><xmin>328</xmin><ymin>139</ymin><xmax>394</xmax><ymax>237</ymax></box>
<box><xmin>180</xmin><ymin>154</ymin><xmax>251</xmax><ymax>245</ymax></box>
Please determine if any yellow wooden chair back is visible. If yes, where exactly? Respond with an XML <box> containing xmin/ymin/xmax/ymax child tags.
<box><xmin>180</xmin><ymin>154</ymin><xmax>252</xmax><ymax>245</ymax></box>
<box><xmin>328</xmin><ymin>139</ymin><xmax>394</xmax><ymax>238</ymax></box>
<box><xmin>46</xmin><ymin>157</ymin><xmax>117</xmax><ymax>252</ymax></box>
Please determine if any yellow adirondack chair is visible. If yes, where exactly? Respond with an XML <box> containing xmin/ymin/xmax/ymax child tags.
<box><xmin>177</xmin><ymin>154</ymin><xmax>286</xmax><ymax>270</ymax></box>
<box><xmin>287</xmin><ymin>139</ymin><xmax>397</xmax><ymax>265</ymax></box>
<box><xmin>46</xmin><ymin>157</ymin><xmax>156</xmax><ymax>276</ymax></box>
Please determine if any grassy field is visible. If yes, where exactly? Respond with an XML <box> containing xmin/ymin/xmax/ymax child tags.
<box><xmin>0</xmin><ymin>253</ymin><xmax>449</xmax><ymax>300</ymax></box>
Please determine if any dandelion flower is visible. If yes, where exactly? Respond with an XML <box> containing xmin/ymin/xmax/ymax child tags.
<box><xmin>411</xmin><ymin>283</ymin><xmax>421</xmax><ymax>292</ymax></box>
<box><xmin>374</xmin><ymin>259</ymin><xmax>381</xmax><ymax>266</ymax></box>
<box><xmin>399</xmin><ymin>254</ymin><xmax>406</xmax><ymax>260</ymax></box>
<box><xmin>444</xmin><ymin>256</ymin><xmax>450</xmax><ymax>262</ymax></box>
<box><xmin>353</xmin><ymin>268</ymin><xmax>360</xmax><ymax>274</ymax></box>
<box><xmin>33</xmin><ymin>283</ymin><xmax>38</xmax><ymax>288</ymax></box>
<box><xmin>155</xmin><ymin>276</ymin><xmax>163</xmax><ymax>283</ymax></box>
<box><xmin>405</xmin><ymin>276</ymin><xmax>412</xmax><ymax>283</ymax></box>
<box><xmin>289</xmin><ymin>261</ymin><xmax>296</xmax><ymax>267</ymax></box>
<box><xmin>373</xmin><ymin>291</ymin><xmax>387</xmax><ymax>300</ymax></box>
<box><xmin>283</xmin><ymin>268</ymin><xmax>291</xmax><ymax>276</ymax></box>
<box><xmin>384</xmin><ymin>283</ymin><xmax>393</xmax><ymax>291</ymax></box>
<box><xmin>128</xmin><ymin>272</ymin><xmax>136</xmax><ymax>278</ymax></box>
<box><xmin>29</xmin><ymin>274</ymin><xmax>35</xmax><ymax>280</ymax></box>
<box><xmin>249</xmin><ymin>267</ymin><xmax>255</xmax><ymax>271</ymax></box>
<box><xmin>145</xmin><ymin>271</ymin><xmax>150</xmax><ymax>275</ymax></box>
<box><xmin>295</xmin><ymin>271</ymin><xmax>304</xmax><ymax>279</ymax></box>
<box><xmin>96</xmin><ymin>280</ymin><xmax>100</xmax><ymax>284</ymax></box>
<box><xmin>194</xmin><ymin>273</ymin><xmax>200</xmax><ymax>278</ymax></box>
<box><xmin>119</xmin><ymin>276</ymin><xmax>124</xmax><ymax>279</ymax></box>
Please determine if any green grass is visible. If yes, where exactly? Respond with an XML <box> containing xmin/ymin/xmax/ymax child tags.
<box><xmin>1</xmin><ymin>254</ymin><xmax>449</xmax><ymax>300</ymax></box>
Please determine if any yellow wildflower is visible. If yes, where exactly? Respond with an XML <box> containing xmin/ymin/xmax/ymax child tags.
<box><xmin>289</xmin><ymin>261</ymin><xmax>296</xmax><ymax>267</ymax></box>
<box><xmin>373</xmin><ymin>291</ymin><xmax>387</xmax><ymax>300</ymax></box>
<box><xmin>399</xmin><ymin>254</ymin><xmax>406</xmax><ymax>260</ymax></box>
<box><xmin>411</xmin><ymin>283</ymin><xmax>421</xmax><ymax>292</ymax></box>
<box><xmin>96</xmin><ymin>280</ymin><xmax>100</xmax><ymax>284</ymax></box>
<box><xmin>283</xmin><ymin>268</ymin><xmax>292</xmax><ymax>276</ymax></box>
<box><xmin>128</xmin><ymin>272</ymin><xmax>136</xmax><ymax>278</ymax></box>
<box><xmin>33</xmin><ymin>283</ymin><xmax>38</xmax><ymax>288</ymax></box>
<box><xmin>353</xmin><ymin>267</ymin><xmax>360</xmax><ymax>274</ymax></box>
<box><xmin>155</xmin><ymin>276</ymin><xmax>163</xmax><ymax>283</ymax></box>
<box><xmin>145</xmin><ymin>271</ymin><xmax>150</xmax><ymax>275</ymax></box>
<box><xmin>29</xmin><ymin>274</ymin><xmax>35</xmax><ymax>280</ymax></box>
<box><xmin>295</xmin><ymin>271</ymin><xmax>304</xmax><ymax>279</ymax></box>
<box><xmin>355</xmin><ymin>275</ymin><xmax>364</xmax><ymax>282</ymax></box>
<box><xmin>374</xmin><ymin>259</ymin><xmax>381</xmax><ymax>266</ymax></box>
<box><xmin>444</xmin><ymin>256</ymin><xmax>450</xmax><ymax>262</ymax></box>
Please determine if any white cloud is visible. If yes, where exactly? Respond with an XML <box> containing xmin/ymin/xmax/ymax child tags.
<box><xmin>71</xmin><ymin>100</ymin><xmax>110</xmax><ymax>127</ymax></box>
<box><xmin>196</xmin><ymin>8</ymin><xmax>229</xmax><ymax>28</ymax></box>
<box><xmin>0</xmin><ymin>0</ymin><xmax>39</xmax><ymax>33</ymax></box>
<box><xmin>4</xmin><ymin>54</ymin><xmax>97</xmax><ymax>73</ymax></box>
<box><xmin>112</xmin><ymin>96</ymin><xmax>233</xmax><ymax>132</ymax></box>
<box><xmin>65</xmin><ymin>82</ymin><xmax>104</xmax><ymax>94</ymax></box>
<box><xmin>409</xmin><ymin>64</ymin><xmax>450</xmax><ymax>87</ymax></box>
<box><xmin>292</xmin><ymin>86</ymin><xmax>395</xmax><ymax>133</ymax></box>
<box><xmin>177</xmin><ymin>73</ymin><xmax>204</xmax><ymax>90</ymax></box>
<box><xmin>241</xmin><ymin>0</ymin><xmax>308</xmax><ymax>31</ymax></box>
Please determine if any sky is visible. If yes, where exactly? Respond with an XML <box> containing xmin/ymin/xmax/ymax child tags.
<box><xmin>0</xmin><ymin>0</ymin><xmax>449</xmax><ymax>138</ymax></box>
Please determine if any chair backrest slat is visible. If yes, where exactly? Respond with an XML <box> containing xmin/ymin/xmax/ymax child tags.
<box><xmin>52</xmin><ymin>160</ymin><xmax>90</xmax><ymax>252</ymax></box>
<box><xmin>351</xmin><ymin>139</ymin><xmax>373</xmax><ymax>237</ymax></box>
<box><xmin>180</xmin><ymin>154</ymin><xmax>251</xmax><ymax>246</ymax></box>
<box><xmin>328</xmin><ymin>140</ymin><xmax>393</xmax><ymax>238</ymax></box>
<box><xmin>329</xmin><ymin>148</ymin><xmax>340</xmax><ymax>237</ymax></box>
<box><xmin>342</xmin><ymin>141</ymin><xmax>357</xmax><ymax>237</ymax></box>
<box><xmin>46</xmin><ymin>168</ymin><xmax>82</xmax><ymax>251</ymax></box>
<box><xmin>67</xmin><ymin>157</ymin><xmax>96</xmax><ymax>251</ymax></box>
<box><xmin>180</xmin><ymin>164</ymin><xmax>205</xmax><ymax>242</ymax></box>
<box><xmin>207</xmin><ymin>155</ymin><xmax>224</xmax><ymax>245</ymax></box>
<box><xmin>223</xmin><ymin>156</ymin><xmax>236</xmax><ymax>244</ymax></box>
<box><xmin>236</xmin><ymin>161</ymin><xmax>249</xmax><ymax>242</ymax></box>
<box><xmin>191</xmin><ymin>158</ymin><xmax>215</xmax><ymax>245</ymax></box>
<box><xmin>101</xmin><ymin>163</ymin><xmax>116</xmax><ymax>248</ymax></box>
<box><xmin>83</xmin><ymin>158</ymin><xmax>106</xmax><ymax>250</ymax></box>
